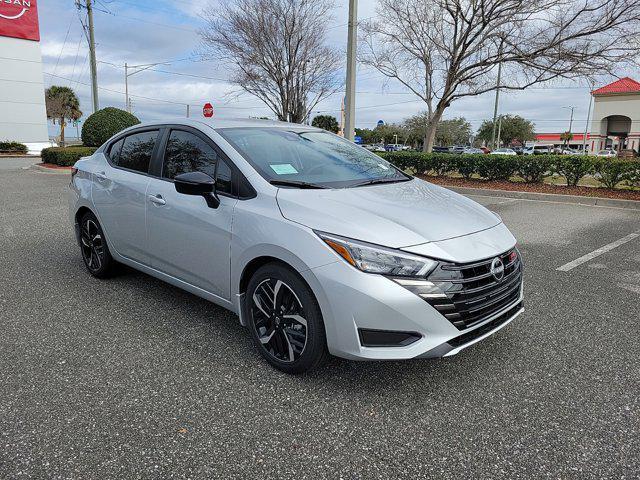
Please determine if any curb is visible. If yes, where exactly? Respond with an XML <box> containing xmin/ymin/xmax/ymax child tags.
<box><xmin>447</xmin><ymin>186</ymin><xmax>640</xmax><ymax>210</ymax></box>
<box><xmin>30</xmin><ymin>163</ymin><xmax>72</xmax><ymax>175</ymax></box>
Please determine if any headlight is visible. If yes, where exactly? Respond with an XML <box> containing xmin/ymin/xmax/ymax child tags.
<box><xmin>316</xmin><ymin>232</ymin><xmax>437</xmax><ymax>277</ymax></box>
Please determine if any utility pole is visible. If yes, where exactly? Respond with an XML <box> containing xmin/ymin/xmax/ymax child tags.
<box><xmin>344</xmin><ymin>0</ymin><xmax>357</xmax><ymax>141</ymax></box>
<box><xmin>491</xmin><ymin>41</ymin><xmax>503</xmax><ymax>150</ymax></box>
<box><xmin>186</xmin><ymin>104</ymin><xmax>190</xmax><ymax>118</ymax></box>
<box><xmin>86</xmin><ymin>0</ymin><xmax>99</xmax><ymax>113</ymax></box>
<box><xmin>496</xmin><ymin>115</ymin><xmax>503</xmax><ymax>148</ymax></box>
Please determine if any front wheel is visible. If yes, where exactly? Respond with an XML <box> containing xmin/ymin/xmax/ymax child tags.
<box><xmin>245</xmin><ymin>263</ymin><xmax>328</xmax><ymax>374</ymax></box>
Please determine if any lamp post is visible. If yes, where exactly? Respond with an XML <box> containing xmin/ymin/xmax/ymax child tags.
<box><xmin>561</xmin><ymin>105</ymin><xmax>575</xmax><ymax>146</ymax></box>
<box><xmin>124</xmin><ymin>62</ymin><xmax>170</xmax><ymax>112</ymax></box>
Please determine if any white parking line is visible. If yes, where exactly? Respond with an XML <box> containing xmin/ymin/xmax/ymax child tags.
<box><xmin>557</xmin><ymin>231</ymin><xmax>640</xmax><ymax>272</ymax></box>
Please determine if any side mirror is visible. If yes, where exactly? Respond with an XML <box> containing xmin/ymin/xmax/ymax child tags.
<box><xmin>174</xmin><ymin>171</ymin><xmax>220</xmax><ymax>209</ymax></box>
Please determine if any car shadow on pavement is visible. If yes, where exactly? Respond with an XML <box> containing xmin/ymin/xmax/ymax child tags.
<box><xmin>87</xmin><ymin>262</ymin><xmax>515</xmax><ymax>394</ymax></box>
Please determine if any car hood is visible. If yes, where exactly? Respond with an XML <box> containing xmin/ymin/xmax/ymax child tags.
<box><xmin>276</xmin><ymin>178</ymin><xmax>501</xmax><ymax>248</ymax></box>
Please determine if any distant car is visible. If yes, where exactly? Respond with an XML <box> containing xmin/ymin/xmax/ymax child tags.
<box><xmin>480</xmin><ymin>147</ymin><xmax>491</xmax><ymax>154</ymax></box>
<box><xmin>596</xmin><ymin>149</ymin><xmax>617</xmax><ymax>158</ymax></box>
<box><xmin>364</xmin><ymin>144</ymin><xmax>386</xmax><ymax>152</ymax></box>
<box><xmin>462</xmin><ymin>147</ymin><xmax>484</xmax><ymax>154</ymax></box>
<box><xmin>449</xmin><ymin>145</ymin><xmax>465</xmax><ymax>154</ymax></box>
<box><xmin>561</xmin><ymin>148</ymin><xmax>582</xmax><ymax>155</ymax></box>
<box><xmin>490</xmin><ymin>148</ymin><xmax>517</xmax><ymax>156</ymax></box>
<box><xmin>385</xmin><ymin>144</ymin><xmax>410</xmax><ymax>152</ymax></box>
<box><xmin>523</xmin><ymin>146</ymin><xmax>551</xmax><ymax>155</ymax></box>
<box><xmin>511</xmin><ymin>146</ymin><xmax>523</xmax><ymax>155</ymax></box>
<box><xmin>432</xmin><ymin>146</ymin><xmax>450</xmax><ymax>153</ymax></box>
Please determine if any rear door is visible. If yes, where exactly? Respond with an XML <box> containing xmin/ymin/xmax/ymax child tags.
<box><xmin>145</xmin><ymin>127</ymin><xmax>237</xmax><ymax>300</ymax></box>
<box><xmin>91</xmin><ymin>129</ymin><xmax>160</xmax><ymax>264</ymax></box>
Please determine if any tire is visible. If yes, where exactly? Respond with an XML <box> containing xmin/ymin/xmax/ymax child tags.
<box><xmin>244</xmin><ymin>263</ymin><xmax>328</xmax><ymax>374</ymax></box>
<box><xmin>78</xmin><ymin>211</ymin><xmax>116</xmax><ymax>278</ymax></box>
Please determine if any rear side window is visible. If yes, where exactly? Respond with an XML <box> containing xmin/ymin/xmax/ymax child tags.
<box><xmin>162</xmin><ymin>130</ymin><xmax>233</xmax><ymax>195</ymax></box>
<box><xmin>116</xmin><ymin>130</ymin><xmax>159</xmax><ymax>173</ymax></box>
<box><xmin>108</xmin><ymin>138</ymin><xmax>124</xmax><ymax>163</ymax></box>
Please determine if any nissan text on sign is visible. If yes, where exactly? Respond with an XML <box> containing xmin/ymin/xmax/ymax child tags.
<box><xmin>0</xmin><ymin>0</ymin><xmax>49</xmax><ymax>153</ymax></box>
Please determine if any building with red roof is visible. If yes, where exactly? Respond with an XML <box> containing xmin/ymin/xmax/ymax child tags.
<box><xmin>588</xmin><ymin>77</ymin><xmax>640</xmax><ymax>154</ymax></box>
<box><xmin>529</xmin><ymin>78</ymin><xmax>640</xmax><ymax>154</ymax></box>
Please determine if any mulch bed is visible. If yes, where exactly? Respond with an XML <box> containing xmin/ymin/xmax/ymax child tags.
<box><xmin>37</xmin><ymin>163</ymin><xmax>72</xmax><ymax>170</ymax></box>
<box><xmin>420</xmin><ymin>175</ymin><xmax>640</xmax><ymax>201</ymax></box>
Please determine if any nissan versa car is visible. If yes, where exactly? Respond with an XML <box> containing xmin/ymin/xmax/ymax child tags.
<box><xmin>69</xmin><ymin>119</ymin><xmax>524</xmax><ymax>373</ymax></box>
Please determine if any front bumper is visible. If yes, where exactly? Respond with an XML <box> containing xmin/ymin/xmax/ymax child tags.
<box><xmin>305</xmin><ymin>260</ymin><xmax>523</xmax><ymax>361</ymax></box>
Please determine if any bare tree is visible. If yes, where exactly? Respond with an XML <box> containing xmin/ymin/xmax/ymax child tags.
<box><xmin>200</xmin><ymin>0</ymin><xmax>342</xmax><ymax>123</ymax></box>
<box><xmin>361</xmin><ymin>0</ymin><xmax>640</xmax><ymax>152</ymax></box>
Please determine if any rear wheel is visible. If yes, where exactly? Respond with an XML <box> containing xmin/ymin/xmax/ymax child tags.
<box><xmin>79</xmin><ymin>211</ymin><xmax>116</xmax><ymax>278</ymax></box>
<box><xmin>245</xmin><ymin>263</ymin><xmax>328</xmax><ymax>374</ymax></box>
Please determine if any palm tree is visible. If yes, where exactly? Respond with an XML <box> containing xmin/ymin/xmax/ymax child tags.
<box><xmin>45</xmin><ymin>86</ymin><xmax>82</xmax><ymax>146</ymax></box>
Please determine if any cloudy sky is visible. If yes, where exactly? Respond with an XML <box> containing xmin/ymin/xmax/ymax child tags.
<box><xmin>38</xmin><ymin>0</ymin><xmax>615</xmax><ymax>138</ymax></box>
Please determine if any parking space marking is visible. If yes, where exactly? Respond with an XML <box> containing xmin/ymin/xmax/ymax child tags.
<box><xmin>557</xmin><ymin>231</ymin><xmax>640</xmax><ymax>272</ymax></box>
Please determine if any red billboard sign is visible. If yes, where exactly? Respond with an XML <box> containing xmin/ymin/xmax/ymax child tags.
<box><xmin>0</xmin><ymin>0</ymin><xmax>40</xmax><ymax>42</ymax></box>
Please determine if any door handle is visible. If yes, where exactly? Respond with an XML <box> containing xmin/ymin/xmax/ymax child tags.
<box><xmin>148</xmin><ymin>194</ymin><xmax>166</xmax><ymax>206</ymax></box>
<box><xmin>95</xmin><ymin>171</ymin><xmax>107</xmax><ymax>182</ymax></box>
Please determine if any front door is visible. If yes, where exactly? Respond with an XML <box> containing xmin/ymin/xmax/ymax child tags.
<box><xmin>91</xmin><ymin>129</ymin><xmax>160</xmax><ymax>263</ymax></box>
<box><xmin>145</xmin><ymin>128</ymin><xmax>236</xmax><ymax>300</ymax></box>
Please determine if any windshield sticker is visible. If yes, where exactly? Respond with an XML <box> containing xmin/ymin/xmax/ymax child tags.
<box><xmin>270</xmin><ymin>164</ymin><xmax>299</xmax><ymax>175</ymax></box>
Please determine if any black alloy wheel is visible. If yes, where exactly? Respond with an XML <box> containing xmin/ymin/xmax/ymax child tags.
<box><xmin>246</xmin><ymin>263</ymin><xmax>328</xmax><ymax>374</ymax></box>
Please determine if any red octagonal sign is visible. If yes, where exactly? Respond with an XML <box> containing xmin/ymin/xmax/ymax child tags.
<box><xmin>203</xmin><ymin>103</ymin><xmax>214</xmax><ymax>118</ymax></box>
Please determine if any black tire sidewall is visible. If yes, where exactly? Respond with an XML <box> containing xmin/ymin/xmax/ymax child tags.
<box><xmin>244</xmin><ymin>263</ymin><xmax>327</xmax><ymax>374</ymax></box>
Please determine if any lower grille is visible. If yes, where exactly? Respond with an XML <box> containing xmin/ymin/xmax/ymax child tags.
<box><xmin>425</xmin><ymin>248</ymin><xmax>523</xmax><ymax>330</ymax></box>
<box><xmin>447</xmin><ymin>301</ymin><xmax>523</xmax><ymax>348</ymax></box>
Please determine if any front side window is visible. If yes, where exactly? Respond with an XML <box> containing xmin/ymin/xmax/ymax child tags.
<box><xmin>217</xmin><ymin>128</ymin><xmax>410</xmax><ymax>188</ymax></box>
<box><xmin>118</xmin><ymin>131</ymin><xmax>158</xmax><ymax>173</ymax></box>
<box><xmin>162</xmin><ymin>130</ymin><xmax>232</xmax><ymax>194</ymax></box>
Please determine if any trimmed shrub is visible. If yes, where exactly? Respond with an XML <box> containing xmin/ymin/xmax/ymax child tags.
<box><xmin>0</xmin><ymin>141</ymin><xmax>28</xmax><ymax>154</ymax></box>
<box><xmin>81</xmin><ymin>107</ymin><xmax>140</xmax><ymax>147</ymax></box>
<box><xmin>594</xmin><ymin>158</ymin><xmax>640</xmax><ymax>189</ymax></box>
<box><xmin>477</xmin><ymin>155</ymin><xmax>517</xmax><ymax>181</ymax></box>
<box><xmin>453</xmin><ymin>155</ymin><xmax>481</xmax><ymax>179</ymax></box>
<box><xmin>552</xmin><ymin>155</ymin><xmax>594</xmax><ymax>186</ymax></box>
<box><xmin>41</xmin><ymin>146</ymin><xmax>97</xmax><ymax>166</ymax></box>
<box><xmin>514</xmin><ymin>156</ymin><xmax>553</xmax><ymax>183</ymax></box>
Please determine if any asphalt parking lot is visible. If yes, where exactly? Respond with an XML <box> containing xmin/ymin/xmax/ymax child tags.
<box><xmin>1</xmin><ymin>160</ymin><xmax>639</xmax><ymax>479</ymax></box>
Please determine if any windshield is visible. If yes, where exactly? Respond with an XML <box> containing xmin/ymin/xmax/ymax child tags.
<box><xmin>217</xmin><ymin>127</ymin><xmax>410</xmax><ymax>188</ymax></box>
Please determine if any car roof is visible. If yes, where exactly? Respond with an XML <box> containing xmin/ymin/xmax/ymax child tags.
<box><xmin>126</xmin><ymin>117</ymin><xmax>324</xmax><ymax>132</ymax></box>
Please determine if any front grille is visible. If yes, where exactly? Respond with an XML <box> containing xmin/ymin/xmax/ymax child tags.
<box><xmin>425</xmin><ymin>248</ymin><xmax>523</xmax><ymax>330</ymax></box>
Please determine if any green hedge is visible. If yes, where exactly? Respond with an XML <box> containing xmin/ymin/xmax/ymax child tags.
<box><xmin>0</xmin><ymin>141</ymin><xmax>28</xmax><ymax>154</ymax></box>
<box><xmin>41</xmin><ymin>146</ymin><xmax>97</xmax><ymax>166</ymax></box>
<box><xmin>81</xmin><ymin>107</ymin><xmax>140</xmax><ymax>147</ymax></box>
<box><xmin>378</xmin><ymin>152</ymin><xmax>640</xmax><ymax>189</ymax></box>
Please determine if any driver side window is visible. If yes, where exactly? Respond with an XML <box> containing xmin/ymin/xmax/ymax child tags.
<box><xmin>162</xmin><ymin>130</ymin><xmax>232</xmax><ymax>194</ymax></box>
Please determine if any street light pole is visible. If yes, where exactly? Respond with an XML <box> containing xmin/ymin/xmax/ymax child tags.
<box><xmin>562</xmin><ymin>105</ymin><xmax>576</xmax><ymax>146</ymax></box>
<box><xmin>124</xmin><ymin>62</ymin><xmax>129</xmax><ymax>112</ymax></box>
<box><xmin>124</xmin><ymin>61</ymin><xmax>170</xmax><ymax>113</ymax></box>
<box><xmin>344</xmin><ymin>0</ymin><xmax>358</xmax><ymax>141</ymax></box>
<box><xmin>583</xmin><ymin>92</ymin><xmax>593</xmax><ymax>153</ymax></box>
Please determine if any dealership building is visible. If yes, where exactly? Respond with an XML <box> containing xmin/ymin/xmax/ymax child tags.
<box><xmin>531</xmin><ymin>77</ymin><xmax>640</xmax><ymax>154</ymax></box>
<box><xmin>0</xmin><ymin>0</ymin><xmax>49</xmax><ymax>153</ymax></box>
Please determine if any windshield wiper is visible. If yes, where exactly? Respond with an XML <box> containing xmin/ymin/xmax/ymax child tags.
<box><xmin>269</xmin><ymin>179</ymin><xmax>328</xmax><ymax>189</ymax></box>
<box><xmin>352</xmin><ymin>176</ymin><xmax>413</xmax><ymax>187</ymax></box>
